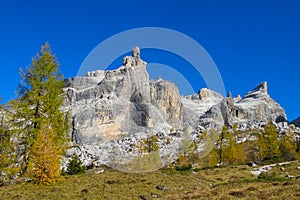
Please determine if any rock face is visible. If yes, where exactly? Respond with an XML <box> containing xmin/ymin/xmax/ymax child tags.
<box><xmin>196</xmin><ymin>82</ymin><xmax>287</xmax><ymax>129</ymax></box>
<box><xmin>291</xmin><ymin>117</ymin><xmax>300</xmax><ymax>128</ymax></box>
<box><xmin>60</xmin><ymin>47</ymin><xmax>296</xmax><ymax>171</ymax></box>
<box><xmin>181</xmin><ymin>88</ymin><xmax>223</xmax><ymax>128</ymax></box>
<box><xmin>64</xmin><ymin>47</ymin><xmax>288</xmax><ymax>144</ymax></box>
<box><xmin>234</xmin><ymin>82</ymin><xmax>286</xmax><ymax>124</ymax></box>
<box><xmin>63</xmin><ymin>47</ymin><xmax>183</xmax><ymax>144</ymax></box>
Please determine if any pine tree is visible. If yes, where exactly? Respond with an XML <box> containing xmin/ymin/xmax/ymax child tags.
<box><xmin>10</xmin><ymin>43</ymin><xmax>69</xmax><ymax>179</ymax></box>
<box><xmin>65</xmin><ymin>154</ymin><xmax>86</xmax><ymax>175</ymax></box>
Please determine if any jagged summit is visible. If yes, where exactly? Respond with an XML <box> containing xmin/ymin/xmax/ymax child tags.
<box><xmin>64</xmin><ymin>47</ymin><xmax>182</xmax><ymax>144</ymax></box>
<box><xmin>292</xmin><ymin>117</ymin><xmax>300</xmax><ymax>128</ymax></box>
<box><xmin>242</xmin><ymin>81</ymin><xmax>268</xmax><ymax>100</ymax></box>
<box><xmin>122</xmin><ymin>46</ymin><xmax>146</xmax><ymax>67</ymax></box>
<box><xmin>195</xmin><ymin>81</ymin><xmax>286</xmax><ymax>129</ymax></box>
<box><xmin>250</xmin><ymin>81</ymin><xmax>268</xmax><ymax>94</ymax></box>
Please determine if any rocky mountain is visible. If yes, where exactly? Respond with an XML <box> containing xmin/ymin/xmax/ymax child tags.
<box><xmin>292</xmin><ymin>117</ymin><xmax>300</xmax><ymax>128</ymax></box>
<box><xmin>64</xmin><ymin>47</ymin><xmax>183</xmax><ymax>145</ymax></box>
<box><xmin>64</xmin><ymin>47</ymin><xmax>287</xmax><ymax>143</ymax></box>
<box><xmin>62</xmin><ymin>47</ymin><xmax>297</xmax><ymax>171</ymax></box>
<box><xmin>195</xmin><ymin>82</ymin><xmax>287</xmax><ymax>130</ymax></box>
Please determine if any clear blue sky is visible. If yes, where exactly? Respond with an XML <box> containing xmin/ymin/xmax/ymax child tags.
<box><xmin>0</xmin><ymin>0</ymin><xmax>299</xmax><ymax>120</ymax></box>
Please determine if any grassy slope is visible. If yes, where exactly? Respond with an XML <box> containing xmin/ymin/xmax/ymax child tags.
<box><xmin>0</xmin><ymin>161</ymin><xmax>300</xmax><ymax>200</ymax></box>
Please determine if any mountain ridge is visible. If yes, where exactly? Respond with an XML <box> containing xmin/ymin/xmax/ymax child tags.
<box><xmin>60</xmin><ymin>47</ymin><xmax>299</xmax><ymax>171</ymax></box>
<box><xmin>63</xmin><ymin>47</ymin><xmax>289</xmax><ymax>144</ymax></box>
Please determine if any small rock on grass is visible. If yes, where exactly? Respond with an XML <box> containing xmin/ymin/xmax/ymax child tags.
<box><xmin>156</xmin><ymin>185</ymin><xmax>167</xmax><ymax>191</ymax></box>
<box><xmin>139</xmin><ymin>195</ymin><xmax>149</xmax><ymax>200</ymax></box>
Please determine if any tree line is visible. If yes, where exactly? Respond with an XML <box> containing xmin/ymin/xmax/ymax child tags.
<box><xmin>176</xmin><ymin>123</ymin><xmax>300</xmax><ymax>169</ymax></box>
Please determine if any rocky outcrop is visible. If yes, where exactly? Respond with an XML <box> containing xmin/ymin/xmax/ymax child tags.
<box><xmin>235</xmin><ymin>82</ymin><xmax>286</xmax><ymax>123</ymax></box>
<box><xmin>197</xmin><ymin>82</ymin><xmax>287</xmax><ymax>129</ymax></box>
<box><xmin>64</xmin><ymin>46</ymin><xmax>288</xmax><ymax>142</ymax></box>
<box><xmin>181</xmin><ymin>88</ymin><xmax>223</xmax><ymax>128</ymax></box>
<box><xmin>63</xmin><ymin>47</ymin><xmax>183</xmax><ymax>144</ymax></box>
<box><xmin>60</xmin><ymin>47</ymin><xmax>298</xmax><ymax>172</ymax></box>
<box><xmin>291</xmin><ymin>117</ymin><xmax>300</xmax><ymax>128</ymax></box>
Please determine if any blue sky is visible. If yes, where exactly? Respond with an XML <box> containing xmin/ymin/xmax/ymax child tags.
<box><xmin>0</xmin><ymin>0</ymin><xmax>299</xmax><ymax>120</ymax></box>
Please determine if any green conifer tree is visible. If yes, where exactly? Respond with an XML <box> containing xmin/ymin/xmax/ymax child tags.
<box><xmin>10</xmin><ymin>43</ymin><xmax>69</xmax><ymax>178</ymax></box>
<box><xmin>65</xmin><ymin>154</ymin><xmax>86</xmax><ymax>175</ymax></box>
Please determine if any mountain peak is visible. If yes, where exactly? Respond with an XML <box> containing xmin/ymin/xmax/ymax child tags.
<box><xmin>252</xmin><ymin>81</ymin><xmax>268</xmax><ymax>94</ymax></box>
<box><xmin>197</xmin><ymin>88</ymin><xmax>223</xmax><ymax>100</ymax></box>
<box><xmin>122</xmin><ymin>46</ymin><xmax>146</xmax><ymax>67</ymax></box>
<box><xmin>242</xmin><ymin>81</ymin><xmax>268</xmax><ymax>100</ymax></box>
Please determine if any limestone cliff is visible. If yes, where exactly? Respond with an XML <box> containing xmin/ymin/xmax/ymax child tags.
<box><xmin>292</xmin><ymin>117</ymin><xmax>300</xmax><ymax>128</ymax></box>
<box><xmin>63</xmin><ymin>47</ymin><xmax>288</xmax><ymax>145</ymax></box>
<box><xmin>60</xmin><ymin>47</ymin><xmax>297</xmax><ymax>171</ymax></box>
<box><xmin>196</xmin><ymin>82</ymin><xmax>287</xmax><ymax>129</ymax></box>
<box><xmin>63</xmin><ymin>47</ymin><xmax>183</xmax><ymax>144</ymax></box>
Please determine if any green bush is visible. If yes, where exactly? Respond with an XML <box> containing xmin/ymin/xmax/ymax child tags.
<box><xmin>175</xmin><ymin>164</ymin><xmax>192</xmax><ymax>171</ymax></box>
<box><xmin>64</xmin><ymin>154</ymin><xmax>86</xmax><ymax>175</ymax></box>
<box><xmin>296</xmin><ymin>142</ymin><xmax>300</xmax><ymax>152</ymax></box>
<box><xmin>258</xmin><ymin>172</ymin><xmax>289</xmax><ymax>182</ymax></box>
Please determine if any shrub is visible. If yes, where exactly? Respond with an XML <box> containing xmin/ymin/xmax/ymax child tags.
<box><xmin>258</xmin><ymin>172</ymin><xmax>289</xmax><ymax>182</ymax></box>
<box><xmin>175</xmin><ymin>164</ymin><xmax>192</xmax><ymax>171</ymax></box>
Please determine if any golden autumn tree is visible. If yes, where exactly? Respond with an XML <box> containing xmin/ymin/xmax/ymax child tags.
<box><xmin>258</xmin><ymin>122</ymin><xmax>280</xmax><ymax>161</ymax></box>
<box><xmin>216</xmin><ymin>125</ymin><xmax>228</xmax><ymax>165</ymax></box>
<box><xmin>279</xmin><ymin>131</ymin><xmax>299</xmax><ymax>161</ymax></box>
<box><xmin>223</xmin><ymin>130</ymin><xmax>239</xmax><ymax>164</ymax></box>
<box><xmin>31</xmin><ymin>124</ymin><xmax>61</xmax><ymax>185</ymax></box>
<box><xmin>229</xmin><ymin>124</ymin><xmax>246</xmax><ymax>164</ymax></box>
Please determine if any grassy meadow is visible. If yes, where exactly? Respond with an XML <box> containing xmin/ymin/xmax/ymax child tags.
<box><xmin>0</xmin><ymin>161</ymin><xmax>300</xmax><ymax>200</ymax></box>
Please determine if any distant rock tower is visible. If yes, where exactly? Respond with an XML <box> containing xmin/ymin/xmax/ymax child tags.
<box><xmin>123</xmin><ymin>47</ymin><xmax>145</xmax><ymax>67</ymax></box>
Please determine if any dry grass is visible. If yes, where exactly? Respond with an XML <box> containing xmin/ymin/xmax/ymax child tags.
<box><xmin>0</xmin><ymin>161</ymin><xmax>300</xmax><ymax>200</ymax></box>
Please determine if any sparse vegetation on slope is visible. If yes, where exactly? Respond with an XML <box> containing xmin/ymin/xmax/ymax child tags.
<box><xmin>0</xmin><ymin>161</ymin><xmax>299</xmax><ymax>200</ymax></box>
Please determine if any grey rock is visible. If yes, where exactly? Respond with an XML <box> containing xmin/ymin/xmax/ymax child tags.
<box><xmin>156</xmin><ymin>185</ymin><xmax>167</xmax><ymax>191</ymax></box>
<box><xmin>60</xmin><ymin>48</ymin><xmax>295</xmax><ymax>171</ymax></box>
<box><xmin>139</xmin><ymin>195</ymin><xmax>149</xmax><ymax>200</ymax></box>
<box><xmin>235</xmin><ymin>82</ymin><xmax>286</xmax><ymax>124</ymax></box>
<box><xmin>291</xmin><ymin>117</ymin><xmax>300</xmax><ymax>128</ymax></box>
<box><xmin>181</xmin><ymin>88</ymin><xmax>223</xmax><ymax>128</ymax></box>
<box><xmin>234</xmin><ymin>94</ymin><xmax>241</xmax><ymax>102</ymax></box>
<box><xmin>197</xmin><ymin>97</ymin><xmax>235</xmax><ymax>129</ymax></box>
<box><xmin>151</xmin><ymin>193</ymin><xmax>160</xmax><ymax>198</ymax></box>
<box><xmin>63</xmin><ymin>48</ymin><xmax>183</xmax><ymax>145</ymax></box>
<box><xmin>197</xmin><ymin>82</ymin><xmax>287</xmax><ymax>129</ymax></box>
<box><xmin>123</xmin><ymin>47</ymin><xmax>145</xmax><ymax>67</ymax></box>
